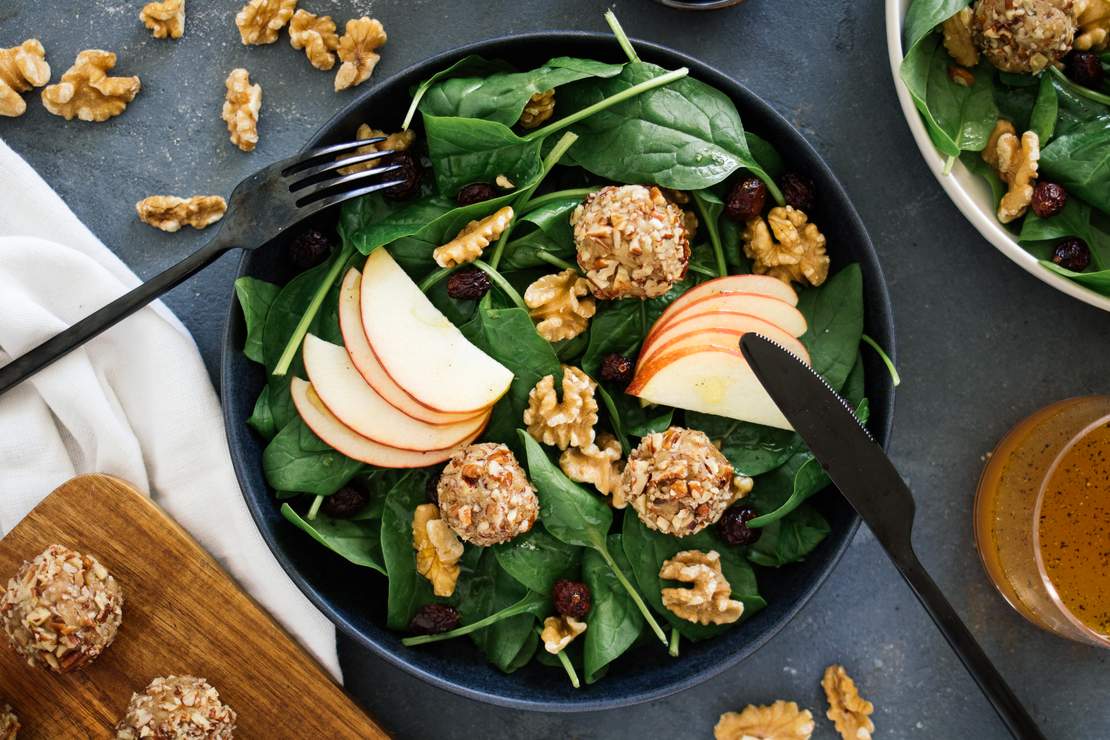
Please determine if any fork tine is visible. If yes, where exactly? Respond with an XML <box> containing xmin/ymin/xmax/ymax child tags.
<box><xmin>299</xmin><ymin>177</ymin><xmax>408</xmax><ymax>215</ymax></box>
<box><xmin>289</xmin><ymin>149</ymin><xmax>395</xmax><ymax>183</ymax></box>
<box><xmin>294</xmin><ymin>163</ymin><xmax>402</xmax><ymax>203</ymax></box>
<box><xmin>280</xmin><ymin>137</ymin><xmax>387</xmax><ymax>175</ymax></box>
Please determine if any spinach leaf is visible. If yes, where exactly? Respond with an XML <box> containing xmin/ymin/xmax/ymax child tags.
<box><xmin>581</xmin><ymin>278</ymin><xmax>693</xmax><ymax>376</ymax></box>
<box><xmin>1029</xmin><ymin>72</ymin><xmax>1059</xmax><ymax>143</ymax></box>
<box><xmin>583</xmin><ymin>536</ymin><xmax>644</xmax><ymax>684</ymax></box>
<box><xmin>1038</xmin><ymin>262</ymin><xmax>1110</xmax><ymax>295</ymax></box>
<box><xmin>280</xmin><ymin>503</ymin><xmax>385</xmax><ymax>574</ymax></box>
<box><xmin>618</xmin><ymin>395</ymin><xmax>675</xmax><ymax>438</ymax></box>
<box><xmin>1020</xmin><ymin>199</ymin><xmax>1110</xmax><ymax>269</ymax></box>
<box><xmin>262</xmin><ymin>417</ymin><xmax>363</xmax><ymax>496</ymax></box>
<box><xmin>685</xmin><ymin>412</ymin><xmax>801</xmax><ymax>477</ymax></box>
<box><xmin>960</xmin><ymin>150</ymin><xmax>1007</xmax><ymax>208</ymax></box>
<box><xmin>902</xmin><ymin>0</ymin><xmax>972</xmax><ymax>51</ymax></box>
<box><xmin>494</xmin><ymin>525</ymin><xmax>583</xmax><ymax>595</ymax></box>
<box><xmin>796</xmin><ymin>264</ymin><xmax>864</xmax><ymax>391</ymax></box>
<box><xmin>597</xmin><ymin>384</ymin><xmax>631</xmax><ymax>455</ymax></box>
<box><xmin>380</xmin><ymin>472</ymin><xmax>437</xmax><ymax>630</ymax></box>
<box><xmin>747</xmin><ymin>503</ymin><xmax>831</xmax><ymax>568</ymax></box>
<box><xmin>499</xmin><ymin>195</ymin><xmax>583</xmax><ymax>271</ymax></box>
<box><xmin>1040</xmin><ymin>116</ymin><xmax>1110</xmax><ymax>215</ymax></box>
<box><xmin>247</xmin><ymin>386</ymin><xmax>277</xmax><ymax>440</ymax></box>
<box><xmin>747</xmin><ymin>456</ymin><xmax>830</xmax><ymax>528</ymax></box>
<box><xmin>402</xmin><ymin>54</ymin><xmax>515</xmax><ymax>129</ymax></box>
<box><xmin>234</xmin><ymin>277</ymin><xmax>280</xmax><ymax>364</ymax></box>
<box><xmin>424</xmin><ymin>114</ymin><xmax>545</xmax><ymax>198</ymax></box>
<box><xmin>745</xmin><ymin>132</ymin><xmax>785</xmax><ymax>179</ymax></box>
<box><xmin>458</xmin><ymin>550</ymin><xmax>545</xmax><ymax>672</ymax></box>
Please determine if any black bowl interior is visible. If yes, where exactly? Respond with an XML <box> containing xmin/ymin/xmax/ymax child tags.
<box><xmin>221</xmin><ymin>32</ymin><xmax>895</xmax><ymax>712</ymax></box>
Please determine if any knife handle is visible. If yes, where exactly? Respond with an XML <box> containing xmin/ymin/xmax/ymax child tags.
<box><xmin>891</xmin><ymin>549</ymin><xmax>1046</xmax><ymax>740</ymax></box>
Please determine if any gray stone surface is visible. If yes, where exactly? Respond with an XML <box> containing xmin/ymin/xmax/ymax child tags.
<box><xmin>3</xmin><ymin>1</ymin><xmax>1108</xmax><ymax>738</ymax></box>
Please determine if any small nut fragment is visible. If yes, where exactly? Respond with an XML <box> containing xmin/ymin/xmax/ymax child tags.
<box><xmin>715</xmin><ymin>701</ymin><xmax>816</xmax><ymax>740</ymax></box>
<box><xmin>560</xmin><ymin>432</ymin><xmax>625</xmax><ymax>504</ymax></box>
<box><xmin>524</xmin><ymin>269</ymin><xmax>597</xmax><ymax>342</ymax></box>
<box><xmin>0</xmin><ymin>703</ymin><xmax>19</xmax><ymax>739</ymax></box>
<box><xmin>41</xmin><ymin>50</ymin><xmax>140</xmax><ymax>122</ymax></box>
<box><xmin>337</xmin><ymin>123</ymin><xmax>415</xmax><ymax>175</ymax></box>
<box><xmin>413</xmin><ymin>503</ymin><xmax>464</xmax><ymax>597</ymax></box>
<box><xmin>140</xmin><ymin>0</ymin><xmax>186</xmax><ymax>39</ymax></box>
<box><xmin>659</xmin><ymin>549</ymin><xmax>744</xmax><ymax>625</ymax></box>
<box><xmin>742</xmin><ymin>206</ymin><xmax>829</xmax><ymax>287</ymax></box>
<box><xmin>947</xmin><ymin>64</ymin><xmax>975</xmax><ymax>87</ymax></box>
<box><xmin>524</xmin><ymin>366</ymin><xmax>598</xmax><ymax>451</ymax></box>
<box><xmin>433</xmin><ymin>206</ymin><xmax>513</xmax><ymax>268</ymax></box>
<box><xmin>222</xmin><ymin>68</ymin><xmax>262</xmax><ymax>152</ymax></box>
<box><xmin>289</xmin><ymin>9</ymin><xmax>339</xmax><ymax>70</ymax></box>
<box><xmin>822</xmin><ymin>664</ymin><xmax>875</xmax><ymax>740</ymax></box>
<box><xmin>1076</xmin><ymin>0</ymin><xmax>1110</xmax><ymax>50</ymax></box>
<box><xmin>136</xmin><ymin>195</ymin><xmax>227</xmax><ymax>232</ymax></box>
<box><xmin>540</xmin><ymin>614</ymin><xmax>586</xmax><ymax>654</ymax></box>
<box><xmin>235</xmin><ymin>0</ymin><xmax>297</xmax><ymax>45</ymax></box>
<box><xmin>0</xmin><ymin>39</ymin><xmax>50</xmax><ymax>118</ymax></box>
<box><xmin>519</xmin><ymin>89</ymin><xmax>555</xmax><ymax>129</ymax></box>
<box><xmin>982</xmin><ymin>120</ymin><xmax>1040</xmax><ymax>223</ymax></box>
<box><xmin>115</xmin><ymin>675</ymin><xmax>236</xmax><ymax>740</ymax></box>
<box><xmin>495</xmin><ymin>174</ymin><xmax>515</xmax><ymax>189</ymax></box>
<box><xmin>942</xmin><ymin>7</ymin><xmax>979</xmax><ymax>66</ymax></box>
<box><xmin>335</xmin><ymin>17</ymin><xmax>386</xmax><ymax>91</ymax></box>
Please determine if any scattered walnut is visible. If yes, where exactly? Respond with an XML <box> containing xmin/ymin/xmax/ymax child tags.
<box><xmin>222</xmin><ymin>68</ymin><xmax>262</xmax><ymax>152</ymax></box>
<box><xmin>41</xmin><ymin>50</ymin><xmax>140</xmax><ymax>122</ymax></box>
<box><xmin>336</xmin><ymin>123</ymin><xmax>415</xmax><ymax>175</ymax></box>
<box><xmin>524</xmin><ymin>366</ymin><xmax>599</xmax><ymax>451</ymax></box>
<box><xmin>524</xmin><ymin>269</ymin><xmax>597</xmax><ymax>342</ymax></box>
<box><xmin>943</xmin><ymin>7</ymin><xmax>979</xmax><ymax>66</ymax></box>
<box><xmin>715</xmin><ymin>701</ymin><xmax>816</xmax><ymax>740</ymax></box>
<box><xmin>823</xmin><ymin>664</ymin><xmax>875</xmax><ymax>740</ymax></box>
<box><xmin>413</xmin><ymin>503</ymin><xmax>464</xmax><ymax>597</ymax></box>
<box><xmin>135</xmin><ymin>195</ymin><xmax>227</xmax><ymax>232</ymax></box>
<box><xmin>1076</xmin><ymin>0</ymin><xmax>1110</xmax><ymax>50</ymax></box>
<box><xmin>519</xmin><ymin>89</ymin><xmax>555</xmax><ymax>129</ymax></box>
<box><xmin>335</xmin><ymin>17</ymin><xmax>386</xmax><ymax>91</ymax></box>
<box><xmin>982</xmin><ymin>120</ymin><xmax>1040</xmax><ymax>223</ymax></box>
<box><xmin>742</xmin><ymin>206</ymin><xmax>829</xmax><ymax>287</ymax></box>
<box><xmin>659</xmin><ymin>549</ymin><xmax>744</xmax><ymax>626</ymax></box>
<box><xmin>541</xmin><ymin>614</ymin><xmax>586</xmax><ymax>654</ymax></box>
<box><xmin>235</xmin><ymin>0</ymin><xmax>297</xmax><ymax>45</ymax></box>
<box><xmin>289</xmin><ymin>9</ymin><xmax>339</xmax><ymax>70</ymax></box>
<box><xmin>140</xmin><ymin>0</ymin><xmax>186</xmax><ymax>39</ymax></box>
<box><xmin>560</xmin><ymin>432</ymin><xmax>625</xmax><ymax>504</ymax></box>
<box><xmin>0</xmin><ymin>39</ymin><xmax>50</xmax><ymax>118</ymax></box>
<box><xmin>433</xmin><ymin>206</ymin><xmax>514</xmax><ymax>268</ymax></box>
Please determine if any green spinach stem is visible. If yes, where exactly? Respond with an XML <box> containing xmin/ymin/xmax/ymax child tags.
<box><xmin>598</xmin><ymin>546</ymin><xmax>668</xmax><ymax>645</ymax></box>
<box><xmin>861</xmin><ymin>334</ymin><xmax>901</xmax><ymax>387</ymax></box>
<box><xmin>942</xmin><ymin>154</ymin><xmax>957</xmax><ymax>176</ymax></box>
<box><xmin>472</xmin><ymin>260</ymin><xmax>527</xmax><ymax>311</ymax></box>
<box><xmin>1048</xmin><ymin>66</ymin><xmax>1110</xmax><ymax>106</ymax></box>
<box><xmin>535</xmin><ymin>251</ymin><xmax>577</xmax><ymax>272</ymax></box>
<box><xmin>668</xmin><ymin>628</ymin><xmax>680</xmax><ymax>657</ymax></box>
<box><xmin>604</xmin><ymin>10</ymin><xmax>640</xmax><ymax>64</ymax></box>
<box><xmin>273</xmin><ymin>242</ymin><xmax>355</xmax><ymax>376</ymax></box>
<box><xmin>306</xmin><ymin>494</ymin><xmax>324</xmax><ymax>521</ymax></box>
<box><xmin>692</xmin><ymin>191</ymin><xmax>728</xmax><ymax>277</ymax></box>
<box><xmin>401</xmin><ymin>596</ymin><xmax>536</xmax><ymax>646</ymax></box>
<box><xmin>418</xmin><ymin>266</ymin><xmax>455</xmax><ymax>293</ymax></box>
<box><xmin>518</xmin><ymin>187</ymin><xmax>599</xmax><ymax>215</ymax></box>
<box><xmin>535</xmin><ymin>625</ymin><xmax>581</xmax><ymax>688</ymax></box>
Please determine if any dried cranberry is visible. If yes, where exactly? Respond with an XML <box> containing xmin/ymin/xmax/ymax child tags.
<box><xmin>1052</xmin><ymin>238</ymin><xmax>1091</xmax><ymax>272</ymax></box>
<box><xmin>408</xmin><ymin>604</ymin><xmax>461</xmax><ymax>635</ymax></box>
<box><xmin>780</xmin><ymin>172</ymin><xmax>816</xmax><ymax>213</ymax></box>
<box><xmin>1031</xmin><ymin>181</ymin><xmax>1067</xmax><ymax>218</ymax></box>
<box><xmin>456</xmin><ymin>182</ymin><xmax>498</xmax><ymax>207</ymax></box>
<box><xmin>599</xmin><ymin>353</ymin><xmax>634</xmax><ymax>385</ymax></box>
<box><xmin>383</xmin><ymin>151</ymin><xmax>423</xmax><ymax>200</ymax></box>
<box><xmin>446</xmin><ymin>268</ymin><xmax>491</xmax><ymax>300</ymax></box>
<box><xmin>724</xmin><ymin>176</ymin><xmax>768</xmax><ymax>222</ymax></box>
<box><xmin>425</xmin><ymin>473</ymin><xmax>441</xmax><ymax>506</ymax></box>
<box><xmin>552</xmin><ymin>579</ymin><xmax>591</xmax><ymax>619</ymax></box>
<box><xmin>1064</xmin><ymin>51</ymin><xmax>1105</xmax><ymax>89</ymax></box>
<box><xmin>717</xmin><ymin>504</ymin><xmax>761</xmax><ymax>546</ymax></box>
<box><xmin>321</xmin><ymin>485</ymin><xmax>368</xmax><ymax>518</ymax></box>
<box><xmin>288</xmin><ymin>229</ymin><xmax>331</xmax><ymax>270</ymax></box>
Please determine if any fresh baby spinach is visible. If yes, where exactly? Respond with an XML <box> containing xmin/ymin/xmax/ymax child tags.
<box><xmin>234</xmin><ymin>276</ymin><xmax>280</xmax><ymax>365</ymax></box>
<box><xmin>381</xmin><ymin>472</ymin><xmax>439</xmax><ymax>630</ymax></box>
<box><xmin>1029</xmin><ymin>73</ymin><xmax>1059</xmax><ymax>144</ymax></box>
<box><xmin>796</xmin><ymin>264</ymin><xmax>865</xmax><ymax>392</ymax></box>
<box><xmin>684</xmin><ymin>412</ymin><xmax>802</xmax><ymax>478</ymax></box>
<box><xmin>456</xmin><ymin>551</ymin><xmax>545</xmax><ymax>672</ymax></box>
<box><xmin>424</xmin><ymin>115</ymin><xmax>546</xmax><ymax>199</ymax></box>
<box><xmin>262</xmin><ymin>417</ymin><xmax>363</xmax><ymax>496</ymax></box>
<box><xmin>582</xmin><ymin>536</ymin><xmax>644</xmax><ymax>683</ymax></box>
<box><xmin>281</xmin><ymin>503</ymin><xmax>385</xmax><ymax>574</ymax></box>
<box><xmin>494</xmin><ymin>525</ymin><xmax>583</xmax><ymax>595</ymax></box>
<box><xmin>247</xmin><ymin>385</ymin><xmax>277</xmax><ymax>441</ymax></box>
<box><xmin>402</xmin><ymin>55</ymin><xmax>515</xmax><ymax>130</ymax></box>
<box><xmin>1038</xmin><ymin>262</ymin><xmax>1110</xmax><ymax>294</ymax></box>
<box><xmin>747</xmin><ymin>503</ymin><xmax>831</xmax><ymax>568</ymax></box>
<box><xmin>902</xmin><ymin>0</ymin><xmax>972</xmax><ymax>52</ymax></box>
<box><xmin>1040</xmin><ymin>116</ymin><xmax>1110</xmax><ymax>215</ymax></box>
<box><xmin>580</xmin><ymin>278</ymin><xmax>693</xmax><ymax>377</ymax></box>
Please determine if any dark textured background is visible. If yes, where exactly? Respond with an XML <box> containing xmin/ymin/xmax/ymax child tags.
<box><xmin>2</xmin><ymin>1</ymin><xmax>1108</xmax><ymax>738</ymax></box>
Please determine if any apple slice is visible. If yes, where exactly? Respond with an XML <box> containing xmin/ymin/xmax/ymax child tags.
<box><xmin>627</xmin><ymin>346</ymin><xmax>793</xmax><ymax>430</ymax></box>
<box><xmin>360</xmin><ymin>248</ymin><xmax>513</xmax><ymax>415</ymax></box>
<box><xmin>637</xmin><ymin>315</ymin><xmax>810</xmax><ymax>371</ymax></box>
<box><xmin>339</xmin><ymin>269</ymin><xmax>486</xmax><ymax>426</ymax></box>
<box><xmin>291</xmin><ymin>378</ymin><xmax>481</xmax><ymax>467</ymax></box>
<box><xmin>651</xmin><ymin>274</ymin><xmax>799</xmax><ymax>336</ymax></box>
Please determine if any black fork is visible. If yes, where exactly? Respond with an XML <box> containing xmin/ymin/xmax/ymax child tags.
<box><xmin>0</xmin><ymin>138</ymin><xmax>403</xmax><ymax>395</ymax></box>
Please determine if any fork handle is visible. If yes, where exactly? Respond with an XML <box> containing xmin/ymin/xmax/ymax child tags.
<box><xmin>0</xmin><ymin>238</ymin><xmax>232</xmax><ymax>396</ymax></box>
<box><xmin>892</xmin><ymin>548</ymin><xmax>1046</xmax><ymax>740</ymax></box>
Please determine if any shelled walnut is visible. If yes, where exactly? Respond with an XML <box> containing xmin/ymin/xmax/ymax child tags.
<box><xmin>540</xmin><ymin>614</ymin><xmax>586</xmax><ymax>654</ymax></box>
<box><xmin>0</xmin><ymin>39</ymin><xmax>50</xmax><ymax>118</ymax></box>
<box><xmin>136</xmin><ymin>195</ymin><xmax>226</xmax><ymax>232</ymax></box>
<box><xmin>335</xmin><ymin>17</ymin><xmax>386</xmax><ymax>91</ymax></box>
<box><xmin>1076</xmin><ymin>0</ymin><xmax>1110</xmax><ymax>50</ymax></box>
<box><xmin>235</xmin><ymin>0</ymin><xmax>297</xmax><ymax>45</ymax></box>
<box><xmin>659</xmin><ymin>549</ymin><xmax>744</xmax><ymax>626</ymax></box>
<box><xmin>519</xmin><ymin>89</ymin><xmax>555</xmax><ymax>129</ymax></box>
<box><xmin>413</xmin><ymin>503</ymin><xmax>464</xmax><ymax>597</ymax></box>
<box><xmin>715</xmin><ymin>701</ymin><xmax>815</xmax><ymax>740</ymax></box>
<box><xmin>140</xmin><ymin>0</ymin><xmax>186</xmax><ymax>40</ymax></box>
<box><xmin>942</xmin><ymin>7</ymin><xmax>979</xmax><ymax>66</ymax></box>
<box><xmin>222</xmin><ymin>68</ymin><xmax>262</xmax><ymax>152</ymax></box>
<box><xmin>523</xmin><ymin>269</ymin><xmax>597</xmax><ymax>342</ymax></box>
<box><xmin>560</xmin><ymin>433</ymin><xmax>625</xmax><ymax>504</ymax></box>
<box><xmin>433</xmin><ymin>206</ymin><xmax>513</xmax><ymax>268</ymax></box>
<box><xmin>337</xmin><ymin>124</ymin><xmax>414</xmax><ymax>175</ymax></box>
<box><xmin>822</xmin><ymin>664</ymin><xmax>875</xmax><ymax>740</ymax></box>
<box><xmin>742</xmin><ymin>206</ymin><xmax>829</xmax><ymax>287</ymax></box>
<box><xmin>41</xmin><ymin>50</ymin><xmax>140</xmax><ymax>122</ymax></box>
<box><xmin>982</xmin><ymin>120</ymin><xmax>1040</xmax><ymax>223</ymax></box>
<box><xmin>289</xmin><ymin>9</ymin><xmax>339</xmax><ymax>70</ymax></box>
<box><xmin>524</xmin><ymin>366</ymin><xmax>599</xmax><ymax>451</ymax></box>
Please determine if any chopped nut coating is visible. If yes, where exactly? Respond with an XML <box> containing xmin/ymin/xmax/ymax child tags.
<box><xmin>433</xmin><ymin>206</ymin><xmax>514</xmax><ymax>268</ymax></box>
<box><xmin>524</xmin><ymin>366</ymin><xmax>599</xmax><ymax>451</ymax></box>
<box><xmin>289</xmin><ymin>9</ymin><xmax>339</xmax><ymax>70</ymax></box>
<box><xmin>222</xmin><ymin>68</ymin><xmax>262</xmax><ymax>152</ymax></box>
<box><xmin>41</xmin><ymin>50</ymin><xmax>139</xmax><ymax>122</ymax></box>
<box><xmin>337</xmin><ymin>123</ymin><xmax>415</xmax><ymax>175</ymax></box>
<box><xmin>822</xmin><ymin>664</ymin><xmax>875</xmax><ymax>740</ymax></box>
<box><xmin>519</xmin><ymin>89</ymin><xmax>555</xmax><ymax>129</ymax></box>
<box><xmin>1076</xmin><ymin>0</ymin><xmax>1110</xmax><ymax>50</ymax></box>
<box><xmin>115</xmin><ymin>675</ymin><xmax>236</xmax><ymax>740</ymax></box>
<box><xmin>413</xmin><ymin>503</ymin><xmax>464</xmax><ymax>597</ymax></box>
<box><xmin>335</xmin><ymin>17</ymin><xmax>386</xmax><ymax>91</ymax></box>
<box><xmin>943</xmin><ymin>7</ymin><xmax>979</xmax><ymax>66</ymax></box>
<box><xmin>140</xmin><ymin>0</ymin><xmax>186</xmax><ymax>39</ymax></box>
<box><xmin>715</xmin><ymin>701</ymin><xmax>815</xmax><ymax>740</ymax></box>
<box><xmin>742</xmin><ymin>206</ymin><xmax>829</xmax><ymax>287</ymax></box>
<box><xmin>236</xmin><ymin>0</ymin><xmax>297</xmax><ymax>45</ymax></box>
<box><xmin>541</xmin><ymin>614</ymin><xmax>586</xmax><ymax>654</ymax></box>
<box><xmin>524</xmin><ymin>269</ymin><xmax>597</xmax><ymax>342</ymax></box>
<box><xmin>560</xmin><ymin>432</ymin><xmax>625</xmax><ymax>505</ymax></box>
<box><xmin>972</xmin><ymin>0</ymin><xmax>1077</xmax><ymax>73</ymax></box>
<box><xmin>136</xmin><ymin>195</ymin><xmax>227</xmax><ymax>232</ymax></box>
<box><xmin>437</xmin><ymin>443</ymin><xmax>539</xmax><ymax>547</ymax></box>
<box><xmin>659</xmin><ymin>549</ymin><xmax>744</xmax><ymax>625</ymax></box>
<box><xmin>983</xmin><ymin>120</ymin><xmax>1040</xmax><ymax>223</ymax></box>
<box><xmin>0</xmin><ymin>39</ymin><xmax>50</xmax><ymax>118</ymax></box>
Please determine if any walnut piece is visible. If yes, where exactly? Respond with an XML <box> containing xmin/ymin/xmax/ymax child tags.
<box><xmin>524</xmin><ymin>269</ymin><xmax>597</xmax><ymax>342</ymax></box>
<box><xmin>982</xmin><ymin>120</ymin><xmax>1039</xmax><ymax>223</ymax></box>
<box><xmin>413</xmin><ymin>503</ymin><xmax>464</xmax><ymax>597</ymax></box>
<box><xmin>235</xmin><ymin>0</ymin><xmax>297</xmax><ymax>45</ymax></box>
<box><xmin>433</xmin><ymin>206</ymin><xmax>514</xmax><ymax>268</ymax></box>
<box><xmin>524</xmin><ymin>366</ymin><xmax>599</xmax><ymax>451</ymax></box>
<box><xmin>289</xmin><ymin>9</ymin><xmax>339</xmax><ymax>70</ymax></box>
<box><xmin>335</xmin><ymin>17</ymin><xmax>386</xmax><ymax>91</ymax></box>
<box><xmin>743</xmin><ymin>206</ymin><xmax>829</xmax><ymax>287</ymax></box>
<box><xmin>41</xmin><ymin>50</ymin><xmax>140</xmax><ymax>122</ymax></box>
<box><xmin>222</xmin><ymin>68</ymin><xmax>262</xmax><ymax>152</ymax></box>
<box><xmin>337</xmin><ymin>123</ymin><xmax>415</xmax><ymax>175</ymax></box>
<box><xmin>0</xmin><ymin>39</ymin><xmax>50</xmax><ymax>118</ymax></box>
<box><xmin>943</xmin><ymin>7</ymin><xmax>979</xmax><ymax>66</ymax></box>
<box><xmin>715</xmin><ymin>701</ymin><xmax>816</xmax><ymax>740</ymax></box>
<box><xmin>519</xmin><ymin>89</ymin><xmax>555</xmax><ymax>129</ymax></box>
<box><xmin>0</xmin><ymin>704</ymin><xmax>17</xmax><ymax>739</ymax></box>
<box><xmin>541</xmin><ymin>614</ymin><xmax>586</xmax><ymax>654</ymax></box>
<box><xmin>136</xmin><ymin>195</ymin><xmax>227</xmax><ymax>232</ymax></box>
<box><xmin>140</xmin><ymin>0</ymin><xmax>186</xmax><ymax>39</ymax></box>
<box><xmin>560</xmin><ymin>432</ymin><xmax>625</xmax><ymax>504</ymax></box>
<box><xmin>823</xmin><ymin>664</ymin><xmax>875</xmax><ymax>740</ymax></box>
<box><xmin>1076</xmin><ymin>0</ymin><xmax>1110</xmax><ymax>50</ymax></box>
<box><xmin>659</xmin><ymin>549</ymin><xmax>744</xmax><ymax>625</ymax></box>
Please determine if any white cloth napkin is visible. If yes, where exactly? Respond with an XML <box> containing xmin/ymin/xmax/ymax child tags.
<box><xmin>0</xmin><ymin>138</ymin><xmax>341</xmax><ymax>680</ymax></box>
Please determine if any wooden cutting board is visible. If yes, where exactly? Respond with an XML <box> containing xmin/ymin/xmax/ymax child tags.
<box><xmin>0</xmin><ymin>474</ymin><xmax>388</xmax><ymax>739</ymax></box>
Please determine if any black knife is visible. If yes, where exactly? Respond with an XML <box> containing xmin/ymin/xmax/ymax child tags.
<box><xmin>739</xmin><ymin>333</ymin><xmax>1045</xmax><ymax>740</ymax></box>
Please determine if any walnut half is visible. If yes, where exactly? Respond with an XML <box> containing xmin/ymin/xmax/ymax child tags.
<box><xmin>942</xmin><ymin>7</ymin><xmax>979</xmax><ymax>66</ymax></box>
<box><xmin>41</xmin><ymin>50</ymin><xmax>140</xmax><ymax>122</ymax></box>
<box><xmin>336</xmin><ymin>124</ymin><xmax>415</xmax><ymax>175</ymax></box>
<box><xmin>519</xmin><ymin>89</ymin><xmax>555</xmax><ymax>129</ymax></box>
<box><xmin>289</xmin><ymin>9</ymin><xmax>339</xmax><ymax>70</ymax></box>
<box><xmin>822</xmin><ymin>664</ymin><xmax>875</xmax><ymax>740</ymax></box>
<box><xmin>559</xmin><ymin>432</ymin><xmax>625</xmax><ymax>505</ymax></box>
<box><xmin>335</xmin><ymin>17</ymin><xmax>386</xmax><ymax>91</ymax></box>
<box><xmin>222</xmin><ymin>68</ymin><xmax>262</xmax><ymax>152</ymax></box>
<box><xmin>413</xmin><ymin>503</ymin><xmax>464</xmax><ymax>598</ymax></box>
<box><xmin>433</xmin><ymin>207</ymin><xmax>513</xmax><ymax>268</ymax></box>
<box><xmin>743</xmin><ymin>206</ymin><xmax>829</xmax><ymax>287</ymax></box>
<box><xmin>136</xmin><ymin>195</ymin><xmax>227</xmax><ymax>232</ymax></box>
<box><xmin>659</xmin><ymin>549</ymin><xmax>744</xmax><ymax>625</ymax></box>
<box><xmin>524</xmin><ymin>269</ymin><xmax>597</xmax><ymax>342</ymax></box>
<box><xmin>140</xmin><ymin>0</ymin><xmax>186</xmax><ymax>39</ymax></box>
<box><xmin>540</xmin><ymin>615</ymin><xmax>586</xmax><ymax>654</ymax></box>
<box><xmin>982</xmin><ymin>120</ymin><xmax>1039</xmax><ymax>223</ymax></box>
<box><xmin>236</xmin><ymin>0</ymin><xmax>297</xmax><ymax>45</ymax></box>
<box><xmin>0</xmin><ymin>39</ymin><xmax>50</xmax><ymax>118</ymax></box>
<box><xmin>715</xmin><ymin>701</ymin><xmax>815</xmax><ymax>740</ymax></box>
<box><xmin>1076</xmin><ymin>0</ymin><xmax>1110</xmax><ymax>50</ymax></box>
<box><xmin>523</xmin><ymin>366</ymin><xmax>598</xmax><ymax>451</ymax></box>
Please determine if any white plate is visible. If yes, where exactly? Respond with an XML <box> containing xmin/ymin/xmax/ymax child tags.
<box><xmin>885</xmin><ymin>0</ymin><xmax>1110</xmax><ymax>312</ymax></box>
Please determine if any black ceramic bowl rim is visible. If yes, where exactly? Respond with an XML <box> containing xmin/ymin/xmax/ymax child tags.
<box><xmin>221</xmin><ymin>31</ymin><xmax>896</xmax><ymax>712</ymax></box>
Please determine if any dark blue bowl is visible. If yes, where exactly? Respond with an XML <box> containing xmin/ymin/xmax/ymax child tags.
<box><xmin>221</xmin><ymin>32</ymin><xmax>896</xmax><ymax>712</ymax></box>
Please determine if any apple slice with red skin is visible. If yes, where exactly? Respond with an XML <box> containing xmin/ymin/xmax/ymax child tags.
<box><xmin>291</xmin><ymin>378</ymin><xmax>484</xmax><ymax>467</ymax></box>
<box><xmin>650</xmin><ymin>275</ymin><xmax>799</xmax><ymax>338</ymax></box>
<box><xmin>339</xmin><ymin>269</ymin><xmax>486</xmax><ymax>426</ymax></box>
<box><xmin>637</xmin><ymin>314</ymin><xmax>810</xmax><ymax>371</ymax></box>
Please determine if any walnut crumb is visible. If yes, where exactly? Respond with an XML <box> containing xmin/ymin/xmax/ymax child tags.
<box><xmin>335</xmin><ymin>17</ymin><xmax>386</xmax><ymax>91</ymax></box>
<box><xmin>519</xmin><ymin>89</ymin><xmax>555</xmax><ymax>129</ymax></box>
<box><xmin>524</xmin><ymin>269</ymin><xmax>597</xmax><ymax>342</ymax></box>
<box><xmin>235</xmin><ymin>0</ymin><xmax>297</xmax><ymax>45</ymax></box>
<box><xmin>659</xmin><ymin>549</ymin><xmax>744</xmax><ymax>625</ymax></box>
<box><xmin>136</xmin><ymin>195</ymin><xmax>227</xmax><ymax>232</ymax></box>
<box><xmin>541</xmin><ymin>614</ymin><xmax>586</xmax><ymax>654</ymax></box>
<box><xmin>41</xmin><ymin>50</ymin><xmax>140</xmax><ymax>122</ymax></box>
<box><xmin>982</xmin><ymin>120</ymin><xmax>1039</xmax><ymax>223</ymax></box>
<box><xmin>743</xmin><ymin>206</ymin><xmax>829</xmax><ymax>287</ymax></box>
<box><xmin>140</xmin><ymin>0</ymin><xmax>185</xmax><ymax>39</ymax></box>
<box><xmin>715</xmin><ymin>701</ymin><xmax>815</xmax><ymax>740</ymax></box>
<box><xmin>524</xmin><ymin>366</ymin><xmax>598</xmax><ymax>451</ymax></box>
<box><xmin>0</xmin><ymin>39</ymin><xmax>50</xmax><ymax>118</ymax></box>
<box><xmin>413</xmin><ymin>504</ymin><xmax>464</xmax><ymax>597</ymax></box>
<box><xmin>289</xmin><ymin>9</ymin><xmax>339</xmax><ymax>70</ymax></box>
<box><xmin>222</xmin><ymin>68</ymin><xmax>262</xmax><ymax>152</ymax></box>
<box><xmin>433</xmin><ymin>206</ymin><xmax>513</xmax><ymax>268</ymax></box>
<box><xmin>560</xmin><ymin>432</ymin><xmax>625</xmax><ymax>505</ymax></box>
<box><xmin>823</xmin><ymin>664</ymin><xmax>875</xmax><ymax>740</ymax></box>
